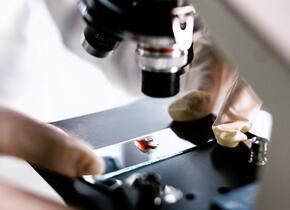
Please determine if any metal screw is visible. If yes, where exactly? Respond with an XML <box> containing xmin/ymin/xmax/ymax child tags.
<box><xmin>248</xmin><ymin>137</ymin><xmax>269</xmax><ymax>165</ymax></box>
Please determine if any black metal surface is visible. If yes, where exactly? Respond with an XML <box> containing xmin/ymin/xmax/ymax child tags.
<box><xmin>35</xmin><ymin>98</ymin><xmax>258</xmax><ymax>210</ymax></box>
<box><xmin>53</xmin><ymin>98</ymin><xmax>174</xmax><ymax>148</ymax></box>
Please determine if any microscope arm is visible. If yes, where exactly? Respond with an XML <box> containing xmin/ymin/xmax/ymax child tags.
<box><xmin>189</xmin><ymin>0</ymin><xmax>290</xmax><ymax>209</ymax></box>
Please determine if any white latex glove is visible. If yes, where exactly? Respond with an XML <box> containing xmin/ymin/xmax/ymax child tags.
<box><xmin>169</xmin><ymin>29</ymin><xmax>262</xmax><ymax>148</ymax></box>
<box><xmin>0</xmin><ymin>106</ymin><xmax>104</xmax><ymax>210</ymax></box>
<box><xmin>212</xmin><ymin>120</ymin><xmax>252</xmax><ymax>148</ymax></box>
<box><xmin>169</xmin><ymin>30</ymin><xmax>236</xmax><ymax>122</ymax></box>
<box><xmin>212</xmin><ymin>79</ymin><xmax>262</xmax><ymax>147</ymax></box>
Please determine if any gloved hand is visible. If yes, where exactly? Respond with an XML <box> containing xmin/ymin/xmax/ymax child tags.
<box><xmin>212</xmin><ymin>79</ymin><xmax>262</xmax><ymax>148</ymax></box>
<box><xmin>0</xmin><ymin>106</ymin><xmax>104</xmax><ymax>210</ymax></box>
<box><xmin>169</xmin><ymin>30</ymin><xmax>236</xmax><ymax>122</ymax></box>
<box><xmin>169</xmin><ymin>29</ymin><xmax>262</xmax><ymax>148</ymax></box>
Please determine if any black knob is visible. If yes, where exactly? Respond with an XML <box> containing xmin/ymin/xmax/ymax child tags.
<box><xmin>130</xmin><ymin>173</ymin><xmax>163</xmax><ymax>210</ymax></box>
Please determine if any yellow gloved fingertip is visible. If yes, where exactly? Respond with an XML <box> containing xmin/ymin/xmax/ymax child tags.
<box><xmin>168</xmin><ymin>90</ymin><xmax>212</xmax><ymax>121</ymax></box>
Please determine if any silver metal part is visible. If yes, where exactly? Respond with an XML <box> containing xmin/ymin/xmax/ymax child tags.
<box><xmin>136</xmin><ymin>38</ymin><xmax>188</xmax><ymax>73</ymax></box>
<box><xmin>163</xmin><ymin>185</ymin><xmax>183</xmax><ymax>204</ymax></box>
<box><xmin>125</xmin><ymin>173</ymin><xmax>143</xmax><ymax>187</ymax></box>
<box><xmin>126</xmin><ymin>172</ymin><xmax>183</xmax><ymax>205</ymax></box>
<box><xmin>81</xmin><ymin>36</ymin><xmax>97</xmax><ymax>55</ymax></box>
<box><xmin>82</xmin><ymin>175</ymin><xmax>96</xmax><ymax>184</ymax></box>
<box><xmin>136</xmin><ymin>4</ymin><xmax>195</xmax><ymax>74</ymax></box>
<box><xmin>105</xmin><ymin>179</ymin><xmax>123</xmax><ymax>191</ymax></box>
<box><xmin>172</xmin><ymin>5</ymin><xmax>195</xmax><ymax>51</ymax></box>
<box><xmin>249</xmin><ymin>137</ymin><xmax>269</xmax><ymax>166</ymax></box>
<box><xmin>135</xmin><ymin>36</ymin><xmax>176</xmax><ymax>48</ymax></box>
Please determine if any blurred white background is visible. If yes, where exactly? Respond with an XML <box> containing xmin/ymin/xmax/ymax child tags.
<box><xmin>0</xmin><ymin>0</ymin><xmax>143</xmax><ymax>204</ymax></box>
<box><xmin>0</xmin><ymin>0</ymin><xmax>143</xmax><ymax>122</ymax></box>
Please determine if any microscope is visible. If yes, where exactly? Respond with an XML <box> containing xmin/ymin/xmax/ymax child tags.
<box><xmin>79</xmin><ymin>0</ymin><xmax>195</xmax><ymax>97</ymax></box>
<box><xmin>57</xmin><ymin>0</ymin><xmax>264</xmax><ymax>209</ymax></box>
<box><xmin>34</xmin><ymin>0</ymin><xmax>290</xmax><ymax>210</ymax></box>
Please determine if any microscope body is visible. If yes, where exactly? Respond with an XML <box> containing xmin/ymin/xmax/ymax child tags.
<box><xmin>74</xmin><ymin>1</ymin><xmax>271</xmax><ymax>209</ymax></box>
<box><xmin>79</xmin><ymin>0</ymin><xmax>195</xmax><ymax>97</ymax></box>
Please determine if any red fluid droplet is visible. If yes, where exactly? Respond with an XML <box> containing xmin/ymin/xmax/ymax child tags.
<box><xmin>134</xmin><ymin>138</ymin><xmax>159</xmax><ymax>153</ymax></box>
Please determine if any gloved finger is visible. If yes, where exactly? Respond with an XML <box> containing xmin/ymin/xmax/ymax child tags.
<box><xmin>212</xmin><ymin>120</ymin><xmax>251</xmax><ymax>147</ymax></box>
<box><xmin>169</xmin><ymin>30</ymin><xmax>236</xmax><ymax>122</ymax></box>
<box><xmin>0</xmin><ymin>181</ymin><xmax>77</xmax><ymax>210</ymax></box>
<box><xmin>212</xmin><ymin>79</ymin><xmax>262</xmax><ymax>148</ymax></box>
<box><xmin>0</xmin><ymin>107</ymin><xmax>104</xmax><ymax>177</ymax></box>
<box><xmin>215</xmin><ymin>79</ymin><xmax>262</xmax><ymax>124</ymax></box>
<box><xmin>169</xmin><ymin>90</ymin><xmax>211</xmax><ymax>121</ymax></box>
